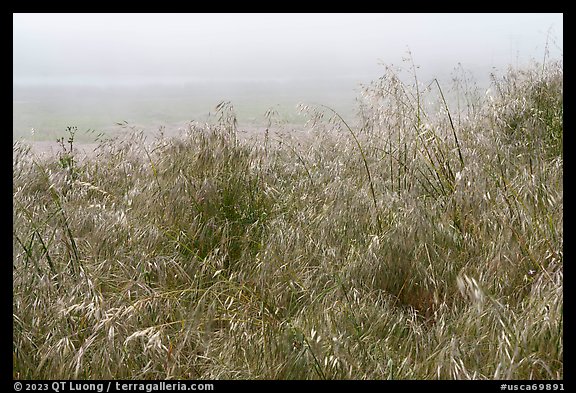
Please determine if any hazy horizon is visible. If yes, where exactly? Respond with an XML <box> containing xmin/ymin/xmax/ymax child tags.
<box><xmin>14</xmin><ymin>13</ymin><xmax>563</xmax><ymax>84</ymax></box>
<box><xmin>13</xmin><ymin>13</ymin><xmax>563</xmax><ymax>140</ymax></box>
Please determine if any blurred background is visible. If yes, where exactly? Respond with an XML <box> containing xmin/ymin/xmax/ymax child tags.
<box><xmin>13</xmin><ymin>13</ymin><xmax>563</xmax><ymax>142</ymax></box>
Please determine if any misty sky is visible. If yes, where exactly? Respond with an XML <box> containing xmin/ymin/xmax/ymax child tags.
<box><xmin>13</xmin><ymin>13</ymin><xmax>563</xmax><ymax>86</ymax></box>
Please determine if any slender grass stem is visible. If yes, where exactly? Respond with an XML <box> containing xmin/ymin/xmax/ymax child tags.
<box><xmin>318</xmin><ymin>104</ymin><xmax>382</xmax><ymax>233</ymax></box>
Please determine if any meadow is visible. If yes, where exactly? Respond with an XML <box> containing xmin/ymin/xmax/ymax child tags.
<box><xmin>13</xmin><ymin>77</ymin><xmax>359</xmax><ymax>144</ymax></box>
<box><xmin>13</xmin><ymin>58</ymin><xmax>562</xmax><ymax>379</ymax></box>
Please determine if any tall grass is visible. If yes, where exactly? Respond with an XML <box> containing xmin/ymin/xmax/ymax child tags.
<box><xmin>13</xmin><ymin>59</ymin><xmax>562</xmax><ymax>379</ymax></box>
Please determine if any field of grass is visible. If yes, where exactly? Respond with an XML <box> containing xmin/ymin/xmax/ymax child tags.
<box><xmin>13</xmin><ymin>78</ymin><xmax>359</xmax><ymax>143</ymax></box>
<box><xmin>13</xmin><ymin>59</ymin><xmax>562</xmax><ymax>379</ymax></box>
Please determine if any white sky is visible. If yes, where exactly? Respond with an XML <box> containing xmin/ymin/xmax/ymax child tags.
<box><xmin>13</xmin><ymin>13</ymin><xmax>563</xmax><ymax>84</ymax></box>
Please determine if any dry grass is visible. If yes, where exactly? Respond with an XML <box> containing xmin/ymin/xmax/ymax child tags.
<box><xmin>13</xmin><ymin>59</ymin><xmax>562</xmax><ymax>380</ymax></box>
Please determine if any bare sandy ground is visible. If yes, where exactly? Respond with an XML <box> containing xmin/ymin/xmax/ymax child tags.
<box><xmin>25</xmin><ymin>140</ymin><xmax>101</xmax><ymax>159</ymax></box>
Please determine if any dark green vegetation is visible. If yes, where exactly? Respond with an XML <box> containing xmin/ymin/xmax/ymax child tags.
<box><xmin>13</xmin><ymin>60</ymin><xmax>562</xmax><ymax>379</ymax></box>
